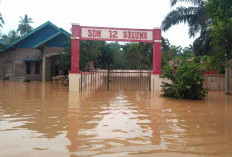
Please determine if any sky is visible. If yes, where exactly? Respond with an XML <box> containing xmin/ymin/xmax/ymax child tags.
<box><xmin>0</xmin><ymin>0</ymin><xmax>195</xmax><ymax>48</ymax></box>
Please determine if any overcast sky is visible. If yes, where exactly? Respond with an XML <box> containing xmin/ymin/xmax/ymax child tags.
<box><xmin>0</xmin><ymin>0</ymin><xmax>194</xmax><ymax>47</ymax></box>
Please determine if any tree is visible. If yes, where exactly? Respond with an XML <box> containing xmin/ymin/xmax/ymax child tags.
<box><xmin>162</xmin><ymin>0</ymin><xmax>212</xmax><ymax>56</ymax></box>
<box><xmin>161</xmin><ymin>37</ymin><xmax>194</xmax><ymax>67</ymax></box>
<box><xmin>97</xmin><ymin>43</ymin><xmax>115</xmax><ymax>70</ymax></box>
<box><xmin>193</xmin><ymin>30</ymin><xmax>212</xmax><ymax>56</ymax></box>
<box><xmin>80</xmin><ymin>40</ymin><xmax>105</xmax><ymax>71</ymax></box>
<box><xmin>205</xmin><ymin>0</ymin><xmax>232</xmax><ymax>93</ymax></box>
<box><xmin>56</xmin><ymin>53</ymin><xmax>71</xmax><ymax>74</ymax></box>
<box><xmin>56</xmin><ymin>40</ymin><xmax>105</xmax><ymax>72</ymax></box>
<box><xmin>123</xmin><ymin>42</ymin><xmax>152</xmax><ymax>70</ymax></box>
<box><xmin>160</xmin><ymin>53</ymin><xmax>207</xmax><ymax>99</ymax></box>
<box><xmin>0</xmin><ymin>12</ymin><xmax>4</xmax><ymax>36</ymax></box>
<box><xmin>56</xmin><ymin>38</ymin><xmax>192</xmax><ymax>73</ymax></box>
<box><xmin>107</xmin><ymin>42</ymin><xmax>127</xmax><ymax>69</ymax></box>
<box><xmin>17</xmin><ymin>14</ymin><xmax>33</xmax><ymax>36</ymax></box>
<box><xmin>161</xmin><ymin>38</ymin><xmax>180</xmax><ymax>67</ymax></box>
<box><xmin>162</xmin><ymin>0</ymin><xmax>209</xmax><ymax>37</ymax></box>
<box><xmin>0</xmin><ymin>13</ymin><xmax>4</xmax><ymax>28</ymax></box>
<box><xmin>2</xmin><ymin>30</ymin><xmax>20</xmax><ymax>44</ymax></box>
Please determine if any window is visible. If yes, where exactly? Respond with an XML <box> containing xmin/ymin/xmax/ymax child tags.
<box><xmin>25</xmin><ymin>62</ymin><xmax>31</xmax><ymax>74</ymax></box>
<box><xmin>35</xmin><ymin>61</ymin><xmax>40</xmax><ymax>75</ymax></box>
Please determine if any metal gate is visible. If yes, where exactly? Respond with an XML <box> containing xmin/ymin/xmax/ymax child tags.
<box><xmin>81</xmin><ymin>70</ymin><xmax>151</xmax><ymax>91</ymax></box>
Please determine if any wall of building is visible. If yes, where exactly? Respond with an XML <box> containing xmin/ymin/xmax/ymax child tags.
<box><xmin>45</xmin><ymin>57</ymin><xmax>51</xmax><ymax>81</ymax></box>
<box><xmin>0</xmin><ymin>48</ymin><xmax>42</xmax><ymax>81</ymax></box>
<box><xmin>0</xmin><ymin>47</ymin><xmax>66</xmax><ymax>81</ymax></box>
<box><xmin>43</xmin><ymin>47</ymin><xmax>65</xmax><ymax>81</ymax></box>
<box><xmin>25</xmin><ymin>61</ymin><xmax>43</xmax><ymax>81</ymax></box>
<box><xmin>43</xmin><ymin>47</ymin><xmax>65</xmax><ymax>55</ymax></box>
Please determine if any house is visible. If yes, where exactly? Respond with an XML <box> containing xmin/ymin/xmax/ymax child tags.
<box><xmin>0</xmin><ymin>21</ymin><xmax>70</xmax><ymax>81</ymax></box>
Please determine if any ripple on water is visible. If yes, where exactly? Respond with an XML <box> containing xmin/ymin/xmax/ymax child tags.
<box><xmin>0</xmin><ymin>82</ymin><xmax>232</xmax><ymax>156</ymax></box>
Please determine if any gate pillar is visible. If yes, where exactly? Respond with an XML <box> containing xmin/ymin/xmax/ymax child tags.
<box><xmin>69</xmin><ymin>73</ymin><xmax>81</xmax><ymax>92</ymax></box>
<box><xmin>69</xmin><ymin>23</ymin><xmax>81</xmax><ymax>92</ymax></box>
<box><xmin>70</xmin><ymin>23</ymin><xmax>81</xmax><ymax>73</ymax></box>
<box><xmin>151</xmin><ymin>28</ymin><xmax>163</xmax><ymax>91</ymax></box>
<box><xmin>152</xmin><ymin>28</ymin><xmax>161</xmax><ymax>74</ymax></box>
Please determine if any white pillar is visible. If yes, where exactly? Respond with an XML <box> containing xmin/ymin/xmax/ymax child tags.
<box><xmin>150</xmin><ymin>74</ymin><xmax>171</xmax><ymax>91</ymax></box>
<box><xmin>150</xmin><ymin>74</ymin><xmax>163</xmax><ymax>91</ymax></box>
<box><xmin>42</xmin><ymin>56</ymin><xmax>46</xmax><ymax>82</ymax></box>
<box><xmin>69</xmin><ymin>73</ymin><xmax>81</xmax><ymax>92</ymax></box>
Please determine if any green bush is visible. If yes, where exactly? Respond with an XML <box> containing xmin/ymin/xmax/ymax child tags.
<box><xmin>160</xmin><ymin>54</ymin><xmax>207</xmax><ymax>99</ymax></box>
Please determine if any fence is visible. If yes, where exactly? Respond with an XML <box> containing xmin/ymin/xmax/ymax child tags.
<box><xmin>81</xmin><ymin>70</ymin><xmax>151</xmax><ymax>91</ymax></box>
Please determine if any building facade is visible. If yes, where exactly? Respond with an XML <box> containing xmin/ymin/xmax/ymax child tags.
<box><xmin>0</xmin><ymin>21</ymin><xmax>70</xmax><ymax>81</ymax></box>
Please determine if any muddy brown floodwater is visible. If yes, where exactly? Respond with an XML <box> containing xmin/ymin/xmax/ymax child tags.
<box><xmin>0</xmin><ymin>82</ymin><xmax>232</xmax><ymax>157</ymax></box>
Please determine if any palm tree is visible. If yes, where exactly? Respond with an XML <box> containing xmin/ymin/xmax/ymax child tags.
<box><xmin>17</xmin><ymin>14</ymin><xmax>33</xmax><ymax>36</ymax></box>
<box><xmin>2</xmin><ymin>30</ymin><xmax>20</xmax><ymax>44</ymax></box>
<box><xmin>162</xmin><ymin>0</ymin><xmax>210</xmax><ymax>38</ymax></box>
<box><xmin>0</xmin><ymin>13</ymin><xmax>4</xmax><ymax>28</ymax></box>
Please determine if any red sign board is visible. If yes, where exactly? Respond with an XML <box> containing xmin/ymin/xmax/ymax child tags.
<box><xmin>70</xmin><ymin>24</ymin><xmax>161</xmax><ymax>74</ymax></box>
<box><xmin>73</xmin><ymin>25</ymin><xmax>155</xmax><ymax>43</ymax></box>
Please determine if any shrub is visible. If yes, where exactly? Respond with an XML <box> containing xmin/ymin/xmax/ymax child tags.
<box><xmin>160</xmin><ymin>53</ymin><xmax>207</xmax><ymax>99</ymax></box>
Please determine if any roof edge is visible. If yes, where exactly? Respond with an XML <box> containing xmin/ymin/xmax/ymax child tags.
<box><xmin>3</xmin><ymin>21</ymin><xmax>66</xmax><ymax>50</ymax></box>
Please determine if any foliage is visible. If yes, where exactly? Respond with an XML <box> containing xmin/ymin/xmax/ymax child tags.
<box><xmin>162</xmin><ymin>0</ymin><xmax>209</xmax><ymax>37</ymax></box>
<box><xmin>0</xmin><ymin>13</ymin><xmax>4</xmax><ymax>28</ymax></box>
<box><xmin>193</xmin><ymin>29</ymin><xmax>212</xmax><ymax>56</ymax></box>
<box><xmin>1</xmin><ymin>30</ymin><xmax>20</xmax><ymax>44</ymax></box>
<box><xmin>55</xmin><ymin>39</ymin><xmax>71</xmax><ymax>73</ymax></box>
<box><xmin>200</xmin><ymin>55</ymin><xmax>225</xmax><ymax>74</ymax></box>
<box><xmin>0</xmin><ymin>12</ymin><xmax>4</xmax><ymax>36</ymax></box>
<box><xmin>205</xmin><ymin>0</ymin><xmax>232</xmax><ymax>65</ymax></box>
<box><xmin>96</xmin><ymin>43</ymin><xmax>115</xmax><ymax>70</ymax></box>
<box><xmin>56</xmin><ymin>37</ymin><xmax>193</xmax><ymax>72</ymax></box>
<box><xmin>122</xmin><ymin>42</ymin><xmax>152</xmax><ymax>69</ymax></box>
<box><xmin>161</xmin><ymin>37</ymin><xmax>193</xmax><ymax>67</ymax></box>
<box><xmin>160</xmin><ymin>53</ymin><xmax>207</xmax><ymax>99</ymax></box>
<box><xmin>110</xmin><ymin>42</ymin><xmax>128</xmax><ymax>69</ymax></box>
<box><xmin>162</xmin><ymin>0</ymin><xmax>213</xmax><ymax>57</ymax></box>
<box><xmin>17</xmin><ymin>14</ymin><xmax>33</xmax><ymax>36</ymax></box>
<box><xmin>56</xmin><ymin>52</ymin><xmax>71</xmax><ymax>72</ymax></box>
<box><xmin>80</xmin><ymin>40</ymin><xmax>105</xmax><ymax>70</ymax></box>
<box><xmin>161</xmin><ymin>46</ymin><xmax>179</xmax><ymax>67</ymax></box>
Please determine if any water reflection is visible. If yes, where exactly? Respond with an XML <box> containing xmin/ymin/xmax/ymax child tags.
<box><xmin>0</xmin><ymin>82</ymin><xmax>232</xmax><ymax>156</ymax></box>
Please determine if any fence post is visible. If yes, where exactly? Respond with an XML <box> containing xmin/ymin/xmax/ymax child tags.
<box><xmin>80</xmin><ymin>73</ymin><xmax>82</xmax><ymax>91</ymax></box>
<box><xmin>107</xmin><ymin>69</ymin><xmax>110</xmax><ymax>91</ymax></box>
<box><xmin>225</xmin><ymin>65</ymin><xmax>230</xmax><ymax>94</ymax></box>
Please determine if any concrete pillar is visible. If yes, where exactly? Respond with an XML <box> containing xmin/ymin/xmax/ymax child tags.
<box><xmin>70</xmin><ymin>23</ymin><xmax>80</xmax><ymax>73</ymax></box>
<box><xmin>150</xmin><ymin>74</ymin><xmax>163</xmax><ymax>91</ymax></box>
<box><xmin>42</xmin><ymin>56</ymin><xmax>46</xmax><ymax>82</ymax></box>
<box><xmin>152</xmin><ymin>28</ymin><xmax>162</xmax><ymax>74</ymax></box>
<box><xmin>69</xmin><ymin>73</ymin><xmax>81</xmax><ymax>92</ymax></box>
<box><xmin>150</xmin><ymin>74</ymin><xmax>171</xmax><ymax>92</ymax></box>
<box><xmin>69</xmin><ymin>23</ymin><xmax>81</xmax><ymax>92</ymax></box>
<box><xmin>150</xmin><ymin>28</ymin><xmax>162</xmax><ymax>91</ymax></box>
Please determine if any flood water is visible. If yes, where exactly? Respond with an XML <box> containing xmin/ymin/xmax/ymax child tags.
<box><xmin>0</xmin><ymin>82</ymin><xmax>232</xmax><ymax>157</ymax></box>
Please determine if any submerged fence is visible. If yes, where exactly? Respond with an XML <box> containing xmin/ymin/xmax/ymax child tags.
<box><xmin>81</xmin><ymin>70</ymin><xmax>151</xmax><ymax>91</ymax></box>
